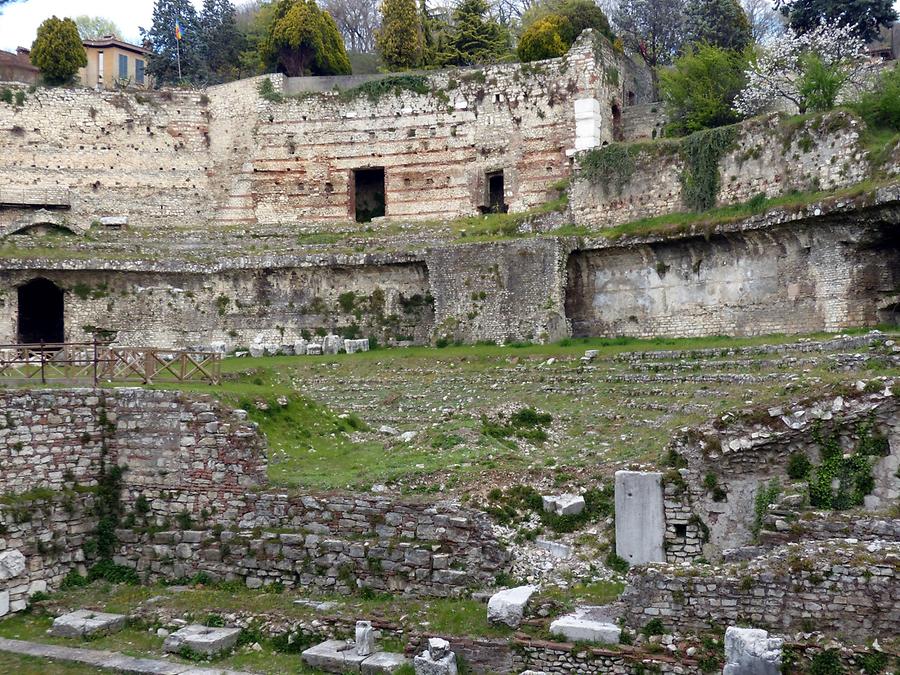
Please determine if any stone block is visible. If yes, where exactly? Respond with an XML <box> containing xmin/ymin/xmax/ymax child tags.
<box><xmin>361</xmin><ymin>651</ymin><xmax>410</xmax><ymax>674</ymax></box>
<box><xmin>356</xmin><ymin>620</ymin><xmax>375</xmax><ymax>656</ymax></box>
<box><xmin>487</xmin><ymin>585</ymin><xmax>537</xmax><ymax>628</ymax></box>
<box><xmin>0</xmin><ymin>590</ymin><xmax>8</xmax><ymax>617</ymax></box>
<box><xmin>306</xmin><ymin>343</ymin><xmax>323</xmax><ymax>356</ymax></box>
<box><xmin>549</xmin><ymin>615</ymin><xmax>621</xmax><ymax>644</ymax></box>
<box><xmin>303</xmin><ymin>639</ymin><xmax>368</xmax><ymax>673</ymax></box>
<box><xmin>615</xmin><ymin>471</ymin><xmax>666</xmax><ymax>565</ymax></box>
<box><xmin>542</xmin><ymin>494</ymin><xmax>584</xmax><ymax>516</ymax></box>
<box><xmin>0</xmin><ymin>550</ymin><xmax>26</xmax><ymax>581</ymax></box>
<box><xmin>414</xmin><ymin>638</ymin><xmax>457</xmax><ymax>675</ymax></box>
<box><xmin>723</xmin><ymin>626</ymin><xmax>783</xmax><ymax>675</ymax></box>
<box><xmin>163</xmin><ymin>624</ymin><xmax>241</xmax><ymax>656</ymax></box>
<box><xmin>50</xmin><ymin>610</ymin><xmax>128</xmax><ymax>639</ymax></box>
<box><xmin>345</xmin><ymin>339</ymin><xmax>370</xmax><ymax>354</ymax></box>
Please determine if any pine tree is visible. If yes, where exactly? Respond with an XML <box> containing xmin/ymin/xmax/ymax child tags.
<box><xmin>30</xmin><ymin>16</ymin><xmax>87</xmax><ymax>85</ymax></box>
<box><xmin>141</xmin><ymin>0</ymin><xmax>205</xmax><ymax>84</ymax></box>
<box><xmin>261</xmin><ymin>0</ymin><xmax>351</xmax><ymax>76</ymax></box>
<box><xmin>443</xmin><ymin>0</ymin><xmax>509</xmax><ymax>66</ymax></box>
<box><xmin>684</xmin><ymin>0</ymin><xmax>752</xmax><ymax>51</ymax></box>
<box><xmin>200</xmin><ymin>0</ymin><xmax>243</xmax><ymax>82</ymax></box>
<box><xmin>376</xmin><ymin>0</ymin><xmax>424</xmax><ymax>70</ymax></box>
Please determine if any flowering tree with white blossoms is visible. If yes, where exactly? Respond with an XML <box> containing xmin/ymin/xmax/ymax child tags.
<box><xmin>734</xmin><ymin>18</ymin><xmax>874</xmax><ymax>116</ymax></box>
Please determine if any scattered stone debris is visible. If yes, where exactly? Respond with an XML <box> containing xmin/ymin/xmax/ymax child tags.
<box><xmin>541</xmin><ymin>493</ymin><xmax>585</xmax><ymax>516</ymax></box>
<box><xmin>549</xmin><ymin>607</ymin><xmax>621</xmax><ymax>645</ymax></box>
<box><xmin>723</xmin><ymin>626</ymin><xmax>783</xmax><ymax>675</ymax></box>
<box><xmin>487</xmin><ymin>585</ymin><xmax>538</xmax><ymax>628</ymax></box>
<box><xmin>413</xmin><ymin>637</ymin><xmax>457</xmax><ymax>675</ymax></box>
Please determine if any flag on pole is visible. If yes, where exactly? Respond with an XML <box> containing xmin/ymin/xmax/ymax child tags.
<box><xmin>175</xmin><ymin>19</ymin><xmax>183</xmax><ymax>41</ymax></box>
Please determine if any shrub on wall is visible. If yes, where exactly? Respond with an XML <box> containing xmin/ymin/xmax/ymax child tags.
<box><xmin>30</xmin><ymin>16</ymin><xmax>88</xmax><ymax>85</ymax></box>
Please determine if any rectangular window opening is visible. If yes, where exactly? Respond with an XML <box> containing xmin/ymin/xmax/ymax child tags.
<box><xmin>136</xmin><ymin>59</ymin><xmax>145</xmax><ymax>85</ymax></box>
<box><xmin>674</xmin><ymin>524</ymin><xmax>688</xmax><ymax>538</ymax></box>
<box><xmin>482</xmin><ymin>170</ymin><xmax>508</xmax><ymax>214</ymax></box>
<box><xmin>352</xmin><ymin>167</ymin><xmax>385</xmax><ymax>223</ymax></box>
<box><xmin>118</xmin><ymin>54</ymin><xmax>128</xmax><ymax>80</ymax></box>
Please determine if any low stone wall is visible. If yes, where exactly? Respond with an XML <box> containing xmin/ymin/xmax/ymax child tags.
<box><xmin>621</xmin><ymin>539</ymin><xmax>900</xmax><ymax>640</ymax></box>
<box><xmin>511</xmin><ymin>639</ymin><xmax>704</xmax><ymax>674</ymax></box>
<box><xmin>569</xmin><ymin>111</ymin><xmax>869</xmax><ymax>229</ymax></box>
<box><xmin>111</xmin><ymin>493</ymin><xmax>507</xmax><ymax>597</ymax></box>
<box><xmin>0</xmin><ymin>491</ymin><xmax>96</xmax><ymax>617</ymax></box>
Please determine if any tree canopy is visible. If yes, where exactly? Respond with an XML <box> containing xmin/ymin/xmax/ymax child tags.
<box><xmin>200</xmin><ymin>0</ymin><xmax>243</xmax><ymax>82</ymax></box>
<box><xmin>74</xmin><ymin>15</ymin><xmax>122</xmax><ymax>40</ymax></box>
<box><xmin>518</xmin><ymin>14</ymin><xmax>570</xmax><ymax>62</ymax></box>
<box><xmin>684</xmin><ymin>0</ymin><xmax>752</xmax><ymax>51</ymax></box>
<box><xmin>261</xmin><ymin>0</ymin><xmax>351</xmax><ymax>76</ymax></box>
<box><xmin>775</xmin><ymin>0</ymin><xmax>897</xmax><ymax>43</ymax></box>
<box><xmin>660</xmin><ymin>43</ymin><xmax>748</xmax><ymax>135</ymax></box>
<box><xmin>522</xmin><ymin>0</ymin><xmax>615</xmax><ymax>47</ymax></box>
<box><xmin>141</xmin><ymin>0</ymin><xmax>205</xmax><ymax>84</ymax></box>
<box><xmin>442</xmin><ymin>0</ymin><xmax>510</xmax><ymax>66</ymax></box>
<box><xmin>376</xmin><ymin>0</ymin><xmax>424</xmax><ymax>69</ymax></box>
<box><xmin>30</xmin><ymin>16</ymin><xmax>87</xmax><ymax>85</ymax></box>
<box><xmin>614</xmin><ymin>0</ymin><xmax>686</xmax><ymax>74</ymax></box>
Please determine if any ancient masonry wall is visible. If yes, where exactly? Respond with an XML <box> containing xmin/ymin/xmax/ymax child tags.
<box><xmin>0</xmin><ymin>257</ymin><xmax>434</xmax><ymax>348</ymax></box>
<box><xmin>0</xmin><ymin>31</ymin><xmax>651</xmax><ymax>232</ymax></box>
<box><xmin>620</xmin><ymin>539</ymin><xmax>900</xmax><ymax>640</ymax></box>
<box><xmin>565</xmin><ymin>217</ymin><xmax>900</xmax><ymax>339</ymax></box>
<box><xmin>0</xmin><ymin>389</ymin><xmax>508</xmax><ymax>607</ymax></box>
<box><xmin>569</xmin><ymin>112</ymin><xmax>870</xmax><ymax>229</ymax></box>
<box><xmin>660</xmin><ymin>390</ymin><xmax>898</xmax><ymax>562</ymax></box>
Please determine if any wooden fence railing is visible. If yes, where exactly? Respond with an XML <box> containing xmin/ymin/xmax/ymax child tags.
<box><xmin>0</xmin><ymin>343</ymin><xmax>221</xmax><ymax>385</ymax></box>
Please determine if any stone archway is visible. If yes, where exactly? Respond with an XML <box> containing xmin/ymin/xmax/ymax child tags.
<box><xmin>17</xmin><ymin>277</ymin><xmax>64</xmax><ymax>344</ymax></box>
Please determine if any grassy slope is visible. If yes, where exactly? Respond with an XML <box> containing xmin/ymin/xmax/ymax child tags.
<box><xmin>156</xmin><ymin>330</ymin><xmax>899</xmax><ymax>493</ymax></box>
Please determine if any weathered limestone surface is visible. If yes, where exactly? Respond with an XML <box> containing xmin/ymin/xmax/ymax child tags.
<box><xmin>163</xmin><ymin>624</ymin><xmax>241</xmax><ymax>656</ymax></box>
<box><xmin>549</xmin><ymin>614</ymin><xmax>621</xmax><ymax>644</ymax></box>
<box><xmin>488</xmin><ymin>586</ymin><xmax>537</xmax><ymax>628</ymax></box>
<box><xmin>723</xmin><ymin>626</ymin><xmax>782</xmax><ymax>675</ymax></box>
<box><xmin>615</xmin><ymin>471</ymin><xmax>665</xmax><ymax>565</ymax></box>
<box><xmin>50</xmin><ymin>610</ymin><xmax>128</xmax><ymax>639</ymax></box>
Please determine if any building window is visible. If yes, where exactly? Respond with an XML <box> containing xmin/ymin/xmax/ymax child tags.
<box><xmin>118</xmin><ymin>54</ymin><xmax>128</xmax><ymax>79</ymax></box>
<box><xmin>135</xmin><ymin>59</ymin><xmax>145</xmax><ymax>85</ymax></box>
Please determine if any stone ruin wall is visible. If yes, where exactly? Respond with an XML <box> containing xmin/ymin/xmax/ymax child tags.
<box><xmin>0</xmin><ymin>388</ymin><xmax>507</xmax><ymax>612</ymax></box>
<box><xmin>0</xmin><ymin>31</ymin><xmax>650</xmax><ymax>233</ymax></box>
<box><xmin>565</xmin><ymin>214</ymin><xmax>900</xmax><ymax>340</ymax></box>
<box><xmin>569</xmin><ymin>111</ymin><xmax>871</xmax><ymax>229</ymax></box>
<box><xmin>620</xmin><ymin>539</ymin><xmax>900</xmax><ymax>640</ymax></box>
<box><xmin>662</xmin><ymin>390</ymin><xmax>898</xmax><ymax>563</ymax></box>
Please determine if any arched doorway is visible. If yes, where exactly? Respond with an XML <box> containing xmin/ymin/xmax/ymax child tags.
<box><xmin>18</xmin><ymin>278</ymin><xmax>64</xmax><ymax>344</ymax></box>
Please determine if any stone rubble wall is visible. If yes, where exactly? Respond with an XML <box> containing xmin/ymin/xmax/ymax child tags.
<box><xmin>0</xmin><ymin>32</ymin><xmax>652</xmax><ymax>232</ymax></box>
<box><xmin>0</xmin><ymin>492</ymin><xmax>96</xmax><ymax>618</ymax></box>
<box><xmin>111</xmin><ymin>494</ymin><xmax>508</xmax><ymax>597</ymax></box>
<box><xmin>620</xmin><ymin>539</ymin><xmax>900</xmax><ymax>640</ymax></box>
<box><xmin>569</xmin><ymin>112</ymin><xmax>870</xmax><ymax>229</ymax></box>
<box><xmin>511</xmin><ymin>640</ymin><xmax>703</xmax><ymax>674</ymax></box>
<box><xmin>661</xmin><ymin>389</ymin><xmax>898</xmax><ymax>561</ymax></box>
<box><xmin>565</xmin><ymin>215</ymin><xmax>900</xmax><ymax>339</ymax></box>
<box><xmin>0</xmin><ymin>388</ymin><xmax>267</xmax><ymax>496</ymax></box>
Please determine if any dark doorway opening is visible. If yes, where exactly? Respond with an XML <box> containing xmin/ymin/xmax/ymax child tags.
<box><xmin>482</xmin><ymin>170</ymin><xmax>508</xmax><ymax>214</ymax></box>
<box><xmin>353</xmin><ymin>168</ymin><xmax>385</xmax><ymax>223</ymax></box>
<box><xmin>674</xmin><ymin>524</ymin><xmax>687</xmax><ymax>538</ymax></box>
<box><xmin>611</xmin><ymin>103</ymin><xmax>623</xmax><ymax>142</ymax></box>
<box><xmin>18</xmin><ymin>277</ymin><xmax>64</xmax><ymax>344</ymax></box>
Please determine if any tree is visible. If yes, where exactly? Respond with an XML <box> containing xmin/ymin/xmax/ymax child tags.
<box><xmin>614</xmin><ymin>0</ymin><xmax>686</xmax><ymax>89</ymax></box>
<box><xmin>522</xmin><ymin>0</ymin><xmax>616</xmax><ymax>45</ymax></box>
<box><xmin>74</xmin><ymin>15</ymin><xmax>122</xmax><ymax>40</ymax></box>
<box><xmin>141</xmin><ymin>0</ymin><xmax>205</xmax><ymax>84</ymax></box>
<box><xmin>442</xmin><ymin>0</ymin><xmax>510</xmax><ymax>66</ymax></box>
<box><xmin>683</xmin><ymin>0</ymin><xmax>751</xmax><ymax>51</ymax></box>
<box><xmin>734</xmin><ymin>18</ymin><xmax>874</xmax><ymax>116</ymax></box>
<box><xmin>518</xmin><ymin>14</ymin><xmax>570</xmax><ymax>61</ymax></box>
<box><xmin>30</xmin><ymin>16</ymin><xmax>87</xmax><ymax>85</ymax></box>
<box><xmin>741</xmin><ymin>0</ymin><xmax>784</xmax><ymax>42</ymax></box>
<box><xmin>261</xmin><ymin>0</ymin><xmax>351</xmax><ymax>76</ymax></box>
<box><xmin>775</xmin><ymin>0</ymin><xmax>897</xmax><ymax>44</ymax></box>
<box><xmin>323</xmin><ymin>0</ymin><xmax>381</xmax><ymax>53</ymax></box>
<box><xmin>660</xmin><ymin>43</ymin><xmax>748</xmax><ymax>135</ymax></box>
<box><xmin>200</xmin><ymin>0</ymin><xmax>243</xmax><ymax>82</ymax></box>
<box><xmin>376</xmin><ymin>0</ymin><xmax>424</xmax><ymax>69</ymax></box>
<box><xmin>853</xmin><ymin>64</ymin><xmax>900</xmax><ymax>132</ymax></box>
<box><xmin>235</xmin><ymin>1</ymin><xmax>277</xmax><ymax>75</ymax></box>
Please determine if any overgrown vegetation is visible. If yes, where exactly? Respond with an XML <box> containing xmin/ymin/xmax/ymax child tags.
<box><xmin>338</xmin><ymin>75</ymin><xmax>430</xmax><ymax>103</ymax></box>
<box><xmin>481</xmin><ymin>406</ymin><xmax>553</xmax><ymax>444</ymax></box>
<box><xmin>479</xmin><ymin>480</ymin><xmax>614</xmax><ymax>534</ymax></box>
<box><xmin>752</xmin><ymin>479</ymin><xmax>780</xmax><ymax>537</ymax></box>
<box><xmin>679</xmin><ymin>125</ymin><xmax>738</xmax><ymax>211</ymax></box>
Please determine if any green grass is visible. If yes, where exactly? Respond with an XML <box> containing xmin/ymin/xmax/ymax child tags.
<box><xmin>149</xmin><ymin>328</ymin><xmax>900</xmax><ymax>492</ymax></box>
<box><xmin>0</xmin><ymin>652</ymin><xmax>104</xmax><ymax>675</ymax></box>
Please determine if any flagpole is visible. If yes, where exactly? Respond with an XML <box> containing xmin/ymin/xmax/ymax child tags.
<box><xmin>176</xmin><ymin>32</ymin><xmax>182</xmax><ymax>80</ymax></box>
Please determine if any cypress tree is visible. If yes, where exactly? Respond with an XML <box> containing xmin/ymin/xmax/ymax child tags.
<box><xmin>30</xmin><ymin>16</ymin><xmax>88</xmax><ymax>85</ymax></box>
<box><xmin>376</xmin><ymin>0</ymin><xmax>424</xmax><ymax>70</ymax></box>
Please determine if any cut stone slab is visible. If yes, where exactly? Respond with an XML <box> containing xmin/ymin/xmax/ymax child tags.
<box><xmin>615</xmin><ymin>470</ymin><xmax>666</xmax><ymax>565</ymax></box>
<box><xmin>723</xmin><ymin>626</ymin><xmax>783</xmax><ymax>675</ymax></box>
<box><xmin>302</xmin><ymin>639</ymin><xmax>368</xmax><ymax>673</ymax></box>
<box><xmin>549</xmin><ymin>615</ymin><xmax>621</xmax><ymax>644</ymax></box>
<box><xmin>361</xmin><ymin>651</ymin><xmax>410</xmax><ymax>674</ymax></box>
<box><xmin>0</xmin><ymin>550</ymin><xmax>26</xmax><ymax>581</ymax></box>
<box><xmin>541</xmin><ymin>494</ymin><xmax>585</xmax><ymax>516</ymax></box>
<box><xmin>535</xmin><ymin>538</ymin><xmax>573</xmax><ymax>558</ymax></box>
<box><xmin>50</xmin><ymin>610</ymin><xmax>128</xmax><ymax>639</ymax></box>
<box><xmin>487</xmin><ymin>585</ymin><xmax>537</xmax><ymax>628</ymax></box>
<box><xmin>414</xmin><ymin>637</ymin><xmax>457</xmax><ymax>675</ymax></box>
<box><xmin>163</xmin><ymin>624</ymin><xmax>241</xmax><ymax>657</ymax></box>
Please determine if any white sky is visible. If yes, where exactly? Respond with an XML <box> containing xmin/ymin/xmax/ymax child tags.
<box><xmin>0</xmin><ymin>0</ymin><xmax>223</xmax><ymax>51</ymax></box>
